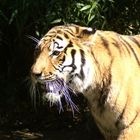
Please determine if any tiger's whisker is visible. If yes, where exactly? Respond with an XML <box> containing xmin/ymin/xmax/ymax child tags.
<box><xmin>45</xmin><ymin>78</ymin><xmax>78</xmax><ymax>114</ymax></box>
<box><xmin>26</xmin><ymin>35</ymin><xmax>40</xmax><ymax>43</ymax></box>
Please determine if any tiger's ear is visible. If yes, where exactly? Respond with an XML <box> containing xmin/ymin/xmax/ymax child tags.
<box><xmin>80</xmin><ymin>27</ymin><xmax>96</xmax><ymax>47</ymax></box>
<box><xmin>78</xmin><ymin>27</ymin><xmax>96</xmax><ymax>39</ymax></box>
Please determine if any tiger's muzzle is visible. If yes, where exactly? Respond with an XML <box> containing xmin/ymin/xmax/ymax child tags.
<box><xmin>31</xmin><ymin>72</ymin><xmax>78</xmax><ymax>114</ymax></box>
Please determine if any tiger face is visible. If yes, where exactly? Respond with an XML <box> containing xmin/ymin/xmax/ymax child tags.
<box><xmin>31</xmin><ymin>24</ymin><xmax>95</xmax><ymax>110</ymax></box>
<box><xmin>31</xmin><ymin>24</ymin><xmax>140</xmax><ymax>140</ymax></box>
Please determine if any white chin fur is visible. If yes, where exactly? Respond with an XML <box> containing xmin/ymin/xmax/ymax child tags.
<box><xmin>45</xmin><ymin>92</ymin><xmax>62</xmax><ymax>104</ymax></box>
<box><xmin>69</xmin><ymin>77</ymin><xmax>84</xmax><ymax>93</ymax></box>
<box><xmin>69</xmin><ymin>69</ymin><xmax>94</xmax><ymax>93</ymax></box>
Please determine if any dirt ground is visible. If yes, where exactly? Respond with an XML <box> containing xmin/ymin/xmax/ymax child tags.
<box><xmin>0</xmin><ymin>125</ymin><xmax>104</xmax><ymax>140</ymax></box>
<box><xmin>0</xmin><ymin>107</ymin><xmax>104</xmax><ymax>140</ymax></box>
<box><xmin>0</xmin><ymin>122</ymin><xmax>104</xmax><ymax>140</ymax></box>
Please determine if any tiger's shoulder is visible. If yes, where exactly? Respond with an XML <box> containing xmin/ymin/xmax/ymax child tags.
<box><xmin>93</xmin><ymin>30</ymin><xmax>140</xmax><ymax>42</ymax></box>
<box><xmin>89</xmin><ymin>29</ymin><xmax>140</xmax><ymax>53</ymax></box>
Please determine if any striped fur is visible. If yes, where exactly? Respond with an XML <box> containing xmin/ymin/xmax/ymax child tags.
<box><xmin>31</xmin><ymin>24</ymin><xmax>140</xmax><ymax>140</ymax></box>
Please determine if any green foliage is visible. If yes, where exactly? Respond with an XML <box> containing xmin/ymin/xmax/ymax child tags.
<box><xmin>0</xmin><ymin>0</ymin><xmax>139</xmax><ymax>39</ymax></box>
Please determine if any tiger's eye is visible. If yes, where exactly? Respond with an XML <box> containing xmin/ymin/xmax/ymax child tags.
<box><xmin>52</xmin><ymin>51</ymin><xmax>60</xmax><ymax>56</ymax></box>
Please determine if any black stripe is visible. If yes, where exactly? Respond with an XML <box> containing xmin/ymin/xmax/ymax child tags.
<box><xmin>66</xmin><ymin>28</ymin><xmax>74</xmax><ymax>33</ymax></box>
<box><xmin>99</xmin><ymin>93</ymin><xmax>108</xmax><ymax>108</ymax></box>
<box><xmin>60</xmin><ymin>55</ymin><xmax>65</xmax><ymax>62</ymax></box>
<box><xmin>99</xmin><ymin>34</ymin><xmax>109</xmax><ymax>47</ymax></box>
<box><xmin>112</xmin><ymin>91</ymin><xmax>120</xmax><ymax>111</ymax></box>
<box><xmin>129</xmin><ymin>36</ymin><xmax>140</xmax><ymax>48</ymax></box>
<box><xmin>64</xmin><ymin>41</ymin><xmax>73</xmax><ymax>54</ymax></box>
<box><xmin>98</xmin><ymin>59</ymin><xmax>113</xmax><ymax>113</ymax></box>
<box><xmin>54</xmin><ymin>40</ymin><xmax>63</xmax><ymax>49</ymax></box>
<box><xmin>75</xmin><ymin>26</ymin><xmax>79</xmax><ymax>33</ymax></box>
<box><xmin>79</xmin><ymin>49</ymin><xmax>85</xmax><ymax>80</ymax></box>
<box><xmin>64</xmin><ymin>33</ymin><xmax>69</xmax><ymax>39</ymax></box>
<box><xmin>56</xmin><ymin>46</ymin><xmax>63</xmax><ymax>49</ymax></box>
<box><xmin>116</xmin><ymin>106</ymin><xmax>138</xmax><ymax>129</ymax></box>
<box><xmin>111</xmin><ymin>37</ymin><xmax>122</xmax><ymax>54</ymax></box>
<box><xmin>62</xmin><ymin>49</ymin><xmax>76</xmax><ymax>72</ymax></box>
<box><xmin>52</xmin><ymin>63</ymin><xmax>62</xmax><ymax>72</ymax></box>
<box><xmin>114</xmin><ymin>95</ymin><xmax>139</xmax><ymax>129</ymax></box>
<box><xmin>119</xmin><ymin>36</ymin><xmax>131</xmax><ymax>54</ymax></box>
<box><xmin>127</xmin><ymin>112</ymin><xmax>138</xmax><ymax>127</ymax></box>
<box><xmin>90</xmin><ymin>51</ymin><xmax>102</xmax><ymax>74</ymax></box>
<box><xmin>115</xmin><ymin>99</ymin><xmax>127</xmax><ymax>129</ymax></box>
<box><xmin>57</xmin><ymin>35</ymin><xmax>63</xmax><ymax>40</ymax></box>
<box><xmin>64</xmin><ymin>30</ymin><xmax>75</xmax><ymax>37</ymax></box>
<box><xmin>121</xmin><ymin>37</ymin><xmax>140</xmax><ymax>66</ymax></box>
<box><xmin>70</xmin><ymin>49</ymin><xmax>77</xmax><ymax>73</ymax></box>
<box><xmin>98</xmin><ymin>73</ymin><xmax>112</xmax><ymax>113</ymax></box>
<box><xmin>98</xmin><ymin>34</ymin><xmax>111</xmax><ymax>56</ymax></box>
<box><xmin>67</xmin><ymin>41</ymin><xmax>73</xmax><ymax>48</ymax></box>
<box><xmin>54</xmin><ymin>41</ymin><xmax>63</xmax><ymax>49</ymax></box>
<box><xmin>44</xmin><ymin>32</ymin><xmax>55</xmax><ymax>37</ymax></box>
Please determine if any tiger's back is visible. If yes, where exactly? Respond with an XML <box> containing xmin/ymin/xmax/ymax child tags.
<box><xmin>31</xmin><ymin>24</ymin><xmax>140</xmax><ymax>140</ymax></box>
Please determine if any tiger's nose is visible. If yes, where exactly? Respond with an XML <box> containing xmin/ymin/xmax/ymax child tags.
<box><xmin>31</xmin><ymin>66</ymin><xmax>42</xmax><ymax>78</ymax></box>
<box><xmin>34</xmin><ymin>73</ymin><xmax>42</xmax><ymax>78</ymax></box>
<box><xmin>32</xmin><ymin>71</ymin><xmax>42</xmax><ymax>79</ymax></box>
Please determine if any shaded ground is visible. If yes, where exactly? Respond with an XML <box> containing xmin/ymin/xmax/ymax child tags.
<box><xmin>0</xmin><ymin>105</ymin><xmax>104</xmax><ymax>140</ymax></box>
<box><xmin>0</xmin><ymin>122</ymin><xmax>104</xmax><ymax>140</ymax></box>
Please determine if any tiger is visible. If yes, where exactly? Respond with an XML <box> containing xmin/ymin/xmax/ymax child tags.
<box><xmin>31</xmin><ymin>24</ymin><xmax>140</xmax><ymax>140</ymax></box>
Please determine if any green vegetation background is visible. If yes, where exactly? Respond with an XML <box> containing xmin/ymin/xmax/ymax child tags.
<box><xmin>0</xmin><ymin>0</ymin><xmax>140</xmax><ymax>138</ymax></box>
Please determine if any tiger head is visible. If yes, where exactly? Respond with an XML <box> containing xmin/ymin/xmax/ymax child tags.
<box><xmin>31</xmin><ymin>24</ymin><xmax>96</xmax><ymax>111</ymax></box>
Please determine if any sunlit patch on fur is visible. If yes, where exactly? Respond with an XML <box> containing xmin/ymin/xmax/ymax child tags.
<box><xmin>45</xmin><ymin>78</ymin><xmax>79</xmax><ymax>114</ymax></box>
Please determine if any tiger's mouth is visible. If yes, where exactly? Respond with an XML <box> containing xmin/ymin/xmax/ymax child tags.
<box><xmin>34</xmin><ymin>76</ymin><xmax>78</xmax><ymax>113</ymax></box>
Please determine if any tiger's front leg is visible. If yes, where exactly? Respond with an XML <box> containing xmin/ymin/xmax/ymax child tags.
<box><xmin>117</xmin><ymin>115</ymin><xmax>140</xmax><ymax>140</ymax></box>
<box><xmin>104</xmin><ymin>124</ymin><xmax>140</xmax><ymax>140</ymax></box>
<box><xmin>117</xmin><ymin>126</ymin><xmax>140</xmax><ymax>140</ymax></box>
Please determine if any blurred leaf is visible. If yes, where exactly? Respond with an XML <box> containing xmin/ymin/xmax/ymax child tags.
<box><xmin>80</xmin><ymin>5</ymin><xmax>91</xmax><ymax>11</ymax></box>
<box><xmin>35</xmin><ymin>31</ymin><xmax>40</xmax><ymax>37</ymax></box>
<box><xmin>76</xmin><ymin>2</ymin><xmax>84</xmax><ymax>8</ymax></box>
<box><xmin>108</xmin><ymin>0</ymin><xmax>114</xmax><ymax>2</ymax></box>
<box><xmin>9</xmin><ymin>9</ymin><xmax>18</xmax><ymax>25</ymax></box>
<box><xmin>88</xmin><ymin>15</ymin><xmax>95</xmax><ymax>23</ymax></box>
<box><xmin>91</xmin><ymin>1</ymin><xmax>97</xmax><ymax>10</ymax></box>
<box><xmin>51</xmin><ymin>19</ymin><xmax>62</xmax><ymax>24</ymax></box>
